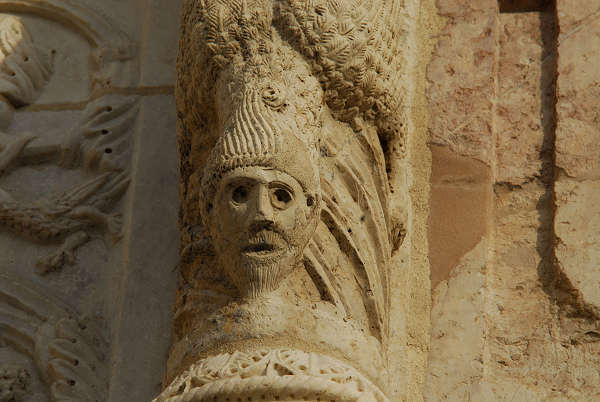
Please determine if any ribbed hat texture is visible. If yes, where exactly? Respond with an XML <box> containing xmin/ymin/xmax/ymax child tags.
<box><xmin>200</xmin><ymin>87</ymin><xmax>320</xmax><ymax>217</ymax></box>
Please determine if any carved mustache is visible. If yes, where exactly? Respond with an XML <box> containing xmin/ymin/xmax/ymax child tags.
<box><xmin>242</xmin><ymin>224</ymin><xmax>288</xmax><ymax>254</ymax></box>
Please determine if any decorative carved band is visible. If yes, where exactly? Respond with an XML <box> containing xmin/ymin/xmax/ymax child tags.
<box><xmin>155</xmin><ymin>349</ymin><xmax>388</xmax><ymax>402</ymax></box>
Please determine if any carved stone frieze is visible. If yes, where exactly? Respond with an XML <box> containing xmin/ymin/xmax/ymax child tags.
<box><xmin>0</xmin><ymin>273</ymin><xmax>108</xmax><ymax>401</ymax></box>
<box><xmin>0</xmin><ymin>10</ymin><xmax>138</xmax><ymax>274</ymax></box>
<box><xmin>0</xmin><ymin>0</ymin><xmax>137</xmax><ymax>90</ymax></box>
<box><xmin>0</xmin><ymin>91</ymin><xmax>137</xmax><ymax>273</ymax></box>
<box><xmin>0</xmin><ymin>3</ymin><xmax>139</xmax><ymax>402</ymax></box>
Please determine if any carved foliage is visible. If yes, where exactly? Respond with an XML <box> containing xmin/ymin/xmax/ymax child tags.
<box><xmin>0</xmin><ymin>15</ymin><xmax>52</xmax><ymax>106</ymax></box>
<box><xmin>0</xmin><ymin>274</ymin><xmax>108</xmax><ymax>401</ymax></box>
<box><xmin>274</xmin><ymin>0</ymin><xmax>406</xmax><ymax>142</ymax></box>
<box><xmin>0</xmin><ymin>0</ymin><xmax>137</xmax><ymax>89</ymax></box>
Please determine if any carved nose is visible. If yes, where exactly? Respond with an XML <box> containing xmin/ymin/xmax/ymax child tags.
<box><xmin>253</xmin><ymin>185</ymin><xmax>274</xmax><ymax>221</ymax></box>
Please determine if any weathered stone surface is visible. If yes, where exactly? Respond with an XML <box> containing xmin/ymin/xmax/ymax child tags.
<box><xmin>108</xmin><ymin>95</ymin><xmax>179</xmax><ymax>402</ymax></box>
<box><xmin>424</xmin><ymin>239</ymin><xmax>486</xmax><ymax>401</ymax></box>
<box><xmin>0</xmin><ymin>2</ymin><xmax>179</xmax><ymax>402</ymax></box>
<box><xmin>2</xmin><ymin>1</ymin><xmax>599</xmax><ymax>401</ymax></box>
<box><xmin>137</xmin><ymin>0</ymin><xmax>181</xmax><ymax>87</ymax></box>
<box><xmin>556</xmin><ymin>0</ymin><xmax>600</xmax><ymax>180</ymax></box>
<box><xmin>553</xmin><ymin>6</ymin><xmax>600</xmax><ymax>395</ymax></box>
<box><xmin>427</xmin><ymin>0</ymin><xmax>496</xmax><ymax>163</ymax></box>
<box><xmin>555</xmin><ymin>179</ymin><xmax>600</xmax><ymax>313</ymax></box>
<box><xmin>427</xmin><ymin>2</ymin><xmax>600</xmax><ymax>401</ymax></box>
<box><xmin>496</xmin><ymin>11</ymin><xmax>549</xmax><ymax>184</ymax></box>
<box><xmin>160</xmin><ymin>0</ymin><xmax>433</xmax><ymax>400</ymax></box>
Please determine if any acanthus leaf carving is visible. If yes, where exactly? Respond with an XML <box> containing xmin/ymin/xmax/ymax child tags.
<box><xmin>0</xmin><ymin>273</ymin><xmax>108</xmax><ymax>402</ymax></box>
<box><xmin>0</xmin><ymin>15</ymin><xmax>52</xmax><ymax>107</ymax></box>
<box><xmin>0</xmin><ymin>0</ymin><xmax>138</xmax><ymax>90</ymax></box>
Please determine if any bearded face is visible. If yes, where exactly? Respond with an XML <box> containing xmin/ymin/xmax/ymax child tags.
<box><xmin>208</xmin><ymin>166</ymin><xmax>318</xmax><ymax>298</ymax></box>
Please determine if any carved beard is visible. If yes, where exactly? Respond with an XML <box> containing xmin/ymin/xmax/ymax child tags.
<box><xmin>224</xmin><ymin>228</ymin><xmax>300</xmax><ymax>298</ymax></box>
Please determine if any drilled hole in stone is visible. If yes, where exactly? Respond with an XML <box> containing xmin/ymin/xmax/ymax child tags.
<box><xmin>105</xmin><ymin>148</ymin><xmax>113</xmax><ymax>154</ymax></box>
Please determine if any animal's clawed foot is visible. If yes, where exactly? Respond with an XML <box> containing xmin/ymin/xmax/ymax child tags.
<box><xmin>36</xmin><ymin>248</ymin><xmax>76</xmax><ymax>275</ymax></box>
<box><xmin>35</xmin><ymin>231</ymin><xmax>89</xmax><ymax>275</ymax></box>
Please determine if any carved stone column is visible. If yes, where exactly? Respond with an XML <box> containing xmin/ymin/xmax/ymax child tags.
<box><xmin>157</xmin><ymin>1</ymin><xmax>411</xmax><ymax>400</ymax></box>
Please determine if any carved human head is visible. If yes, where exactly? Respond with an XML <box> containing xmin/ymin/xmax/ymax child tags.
<box><xmin>200</xmin><ymin>87</ymin><xmax>321</xmax><ymax>298</ymax></box>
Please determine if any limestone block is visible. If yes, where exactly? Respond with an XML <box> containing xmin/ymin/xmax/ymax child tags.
<box><xmin>555</xmin><ymin>179</ymin><xmax>600</xmax><ymax>312</ymax></box>
<box><xmin>556</xmin><ymin>1</ymin><xmax>600</xmax><ymax>180</ymax></box>
<box><xmin>557</xmin><ymin>0</ymin><xmax>600</xmax><ymax>36</ymax></box>
<box><xmin>107</xmin><ymin>95</ymin><xmax>179</xmax><ymax>402</ymax></box>
<box><xmin>424</xmin><ymin>239</ymin><xmax>486</xmax><ymax>401</ymax></box>
<box><xmin>496</xmin><ymin>12</ymin><xmax>549</xmax><ymax>183</ymax></box>
<box><xmin>427</xmin><ymin>0</ymin><xmax>497</xmax><ymax>163</ymax></box>
<box><xmin>138</xmin><ymin>0</ymin><xmax>182</xmax><ymax>87</ymax></box>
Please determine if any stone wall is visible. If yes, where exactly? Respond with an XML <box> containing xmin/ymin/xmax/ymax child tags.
<box><xmin>425</xmin><ymin>0</ymin><xmax>600</xmax><ymax>400</ymax></box>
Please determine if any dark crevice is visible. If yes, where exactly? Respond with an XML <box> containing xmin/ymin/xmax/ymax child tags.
<box><xmin>499</xmin><ymin>0</ymin><xmax>553</xmax><ymax>13</ymax></box>
<box><xmin>535</xmin><ymin>0</ymin><xmax>559</xmax><ymax>299</ymax></box>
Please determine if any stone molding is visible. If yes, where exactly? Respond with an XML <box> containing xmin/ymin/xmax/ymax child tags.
<box><xmin>155</xmin><ymin>348</ymin><xmax>388</xmax><ymax>402</ymax></box>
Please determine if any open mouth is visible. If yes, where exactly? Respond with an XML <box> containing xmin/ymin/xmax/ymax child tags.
<box><xmin>242</xmin><ymin>230</ymin><xmax>286</xmax><ymax>257</ymax></box>
<box><xmin>241</xmin><ymin>242</ymin><xmax>283</xmax><ymax>257</ymax></box>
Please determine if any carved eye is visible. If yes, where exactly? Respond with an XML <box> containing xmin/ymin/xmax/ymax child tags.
<box><xmin>232</xmin><ymin>185</ymin><xmax>249</xmax><ymax>204</ymax></box>
<box><xmin>270</xmin><ymin>188</ymin><xmax>293</xmax><ymax>210</ymax></box>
